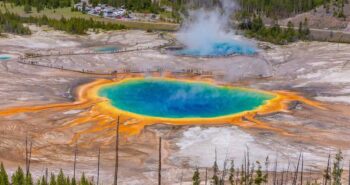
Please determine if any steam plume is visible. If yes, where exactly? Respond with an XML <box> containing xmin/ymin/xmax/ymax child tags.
<box><xmin>176</xmin><ymin>0</ymin><xmax>256</xmax><ymax>56</ymax></box>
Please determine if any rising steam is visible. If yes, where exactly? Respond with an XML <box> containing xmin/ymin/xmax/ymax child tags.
<box><xmin>176</xmin><ymin>0</ymin><xmax>256</xmax><ymax>56</ymax></box>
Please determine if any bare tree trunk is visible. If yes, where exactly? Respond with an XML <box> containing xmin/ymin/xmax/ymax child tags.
<box><xmin>324</xmin><ymin>154</ymin><xmax>331</xmax><ymax>185</ymax></box>
<box><xmin>273</xmin><ymin>156</ymin><xmax>278</xmax><ymax>185</ymax></box>
<box><xmin>25</xmin><ymin>136</ymin><xmax>32</xmax><ymax>178</ymax></box>
<box><xmin>73</xmin><ymin>143</ymin><xmax>78</xmax><ymax>181</ymax></box>
<box><xmin>301</xmin><ymin>154</ymin><xmax>304</xmax><ymax>185</ymax></box>
<box><xmin>158</xmin><ymin>137</ymin><xmax>162</xmax><ymax>185</ymax></box>
<box><xmin>292</xmin><ymin>153</ymin><xmax>302</xmax><ymax>185</ymax></box>
<box><xmin>180</xmin><ymin>170</ymin><xmax>183</xmax><ymax>185</ymax></box>
<box><xmin>205</xmin><ymin>168</ymin><xmax>208</xmax><ymax>185</ymax></box>
<box><xmin>280</xmin><ymin>170</ymin><xmax>285</xmax><ymax>185</ymax></box>
<box><xmin>25</xmin><ymin>136</ymin><xmax>28</xmax><ymax>176</ymax></box>
<box><xmin>28</xmin><ymin>141</ymin><xmax>32</xmax><ymax>176</ymax></box>
<box><xmin>114</xmin><ymin>116</ymin><xmax>120</xmax><ymax>185</ymax></box>
<box><xmin>247</xmin><ymin>150</ymin><xmax>250</xmax><ymax>185</ymax></box>
<box><xmin>221</xmin><ymin>160</ymin><xmax>228</xmax><ymax>185</ymax></box>
<box><xmin>307</xmin><ymin>168</ymin><xmax>311</xmax><ymax>185</ymax></box>
<box><xmin>244</xmin><ymin>153</ymin><xmax>247</xmax><ymax>185</ymax></box>
<box><xmin>348</xmin><ymin>160</ymin><xmax>350</xmax><ymax>185</ymax></box>
<box><xmin>285</xmin><ymin>161</ymin><xmax>291</xmax><ymax>185</ymax></box>
<box><xmin>45</xmin><ymin>168</ymin><xmax>48</xmax><ymax>185</ymax></box>
<box><xmin>97</xmin><ymin>147</ymin><xmax>101</xmax><ymax>185</ymax></box>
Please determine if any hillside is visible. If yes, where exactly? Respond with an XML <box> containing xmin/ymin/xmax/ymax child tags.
<box><xmin>280</xmin><ymin>3</ymin><xmax>350</xmax><ymax>30</ymax></box>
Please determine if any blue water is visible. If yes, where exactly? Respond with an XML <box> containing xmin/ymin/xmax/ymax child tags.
<box><xmin>0</xmin><ymin>55</ymin><xmax>11</xmax><ymax>61</ymax></box>
<box><xmin>99</xmin><ymin>79</ymin><xmax>274</xmax><ymax>118</ymax></box>
<box><xmin>176</xmin><ymin>42</ymin><xmax>256</xmax><ymax>57</ymax></box>
<box><xmin>95</xmin><ymin>46</ymin><xmax>119</xmax><ymax>53</ymax></box>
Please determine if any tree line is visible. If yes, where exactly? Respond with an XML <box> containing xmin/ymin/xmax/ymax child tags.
<box><xmin>3</xmin><ymin>0</ymin><xmax>74</xmax><ymax>12</ymax></box>
<box><xmin>0</xmin><ymin>150</ymin><xmax>347</xmax><ymax>185</ymax></box>
<box><xmin>0</xmin><ymin>10</ymin><xmax>31</xmax><ymax>35</ymax></box>
<box><xmin>0</xmin><ymin>164</ymin><xmax>93</xmax><ymax>185</ymax></box>
<box><xmin>236</xmin><ymin>0</ymin><xmax>349</xmax><ymax>19</ymax></box>
<box><xmin>191</xmin><ymin>150</ymin><xmax>346</xmax><ymax>185</ymax></box>
<box><xmin>236</xmin><ymin>0</ymin><xmax>324</xmax><ymax>18</ymax></box>
<box><xmin>0</xmin><ymin>11</ymin><xmax>126</xmax><ymax>35</ymax></box>
<box><xmin>240</xmin><ymin>15</ymin><xmax>310</xmax><ymax>44</ymax></box>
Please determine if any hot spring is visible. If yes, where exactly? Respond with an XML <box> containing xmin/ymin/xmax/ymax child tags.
<box><xmin>0</xmin><ymin>75</ymin><xmax>322</xmax><ymax>137</ymax></box>
<box><xmin>0</xmin><ymin>55</ymin><xmax>11</xmax><ymax>61</ymax></box>
<box><xmin>175</xmin><ymin>41</ymin><xmax>257</xmax><ymax>57</ymax></box>
<box><xmin>95</xmin><ymin>46</ymin><xmax>119</xmax><ymax>53</ymax></box>
<box><xmin>98</xmin><ymin>78</ymin><xmax>274</xmax><ymax>118</ymax></box>
<box><xmin>176</xmin><ymin>2</ymin><xmax>257</xmax><ymax>57</ymax></box>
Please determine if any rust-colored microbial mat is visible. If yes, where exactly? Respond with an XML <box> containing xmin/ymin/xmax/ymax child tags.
<box><xmin>0</xmin><ymin>73</ymin><xmax>324</xmax><ymax>143</ymax></box>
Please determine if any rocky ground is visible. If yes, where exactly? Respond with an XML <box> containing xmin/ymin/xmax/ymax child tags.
<box><xmin>0</xmin><ymin>26</ymin><xmax>350</xmax><ymax>184</ymax></box>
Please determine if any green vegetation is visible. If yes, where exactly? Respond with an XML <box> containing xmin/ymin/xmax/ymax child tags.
<box><xmin>228</xmin><ymin>160</ymin><xmax>235</xmax><ymax>185</ymax></box>
<box><xmin>190</xmin><ymin>150</ymin><xmax>345</xmax><ymax>185</ymax></box>
<box><xmin>212</xmin><ymin>159</ymin><xmax>220</xmax><ymax>185</ymax></box>
<box><xmin>192</xmin><ymin>168</ymin><xmax>200</xmax><ymax>185</ymax></box>
<box><xmin>332</xmin><ymin>150</ymin><xmax>343</xmax><ymax>185</ymax></box>
<box><xmin>0</xmin><ymin>150</ymin><xmax>348</xmax><ymax>185</ymax></box>
<box><xmin>331</xmin><ymin>0</ymin><xmax>347</xmax><ymax>19</ymax></box>
<box><xmin>0</xmin><ymin>163</ymin><xmax>9</xmax><ymax>185</ymax></box>
<box><xmin>0</xmin><ymin>163</ymin><xmax>93</xmax><ymax>185</ymax></box>
<box><xmin>5</xmin><ymin>0</ymin><xmax>72</xmax><ymax>12</ymax></box>
<box><xmin>254</xmin><ymin>162</ymin><xmax>267</xmax><ymax>185</ymax></box>
<box><xmin>24</xmin><ymin>15</ymin><xmax>126</xmax><ymax>34</ymax></box>
<box><xmin>237</xmin><ymin>0</ymin><xmax>324</xmax><ymax>18</ymax></box>
<box><xmin>0</xmin><ymin>11</ymin><xmax>125</xmax><ymax>35</ymax></box>
<box><xmin>0</xmin><ymin>10</ymin><xmax>31</xmax><ymax>35</ymax></box>
<box><xmin>0</xmin><ymin>3</ymin><xmax>178</xmax><ymax>31</ymax></box>
<box><xmin>240</xmin><ymin>16</ymin><xmax>310</xmax><ymax>44</ymax></box>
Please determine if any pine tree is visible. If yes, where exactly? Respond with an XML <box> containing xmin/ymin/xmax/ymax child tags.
<box><xmin>12</xmin><ymin>167</ymin><xmax>25</xmax><ymax>185</ymax></box>
<box><xmin>40</xmin><ymin>175</ymin><xmax>47</xmax><ymax>185</ymax></box>
<box><xmin>49</xmin><ymin>173</ymin><xmax>56</xmax><ymax>185</ymax></box>
<box><xmin>332</xmin><ymin>150</ymin><xmax>343</xmax><ymax>185</ymax></box>
<box><xmin>57</xmin><ymin>170</ymin><xmax>66</xmax><ymax>185</ymax></box>
<box><xmin>36</xmin><ymin>178</ymin><xmax>41</xmax><ymax>185</ymax></box>
<box><xmin>79</xmin><ymin>173</ymin><xmax>90</xmax><ymax>185</ymax></box>
<box><xmin>0</xmin><ymin>163</ymin><xmax>9</xmax><ymax>185</ymax></box>
<box><xmin>229</xmin><ymin>160</ymin><xmax>235</xmax><ymax>185</ymax></box>
<box><xmin>24</xmin><ymin>4</ymin><xmax>32</xmax><ymax>13</ymax></box>
<box><xmin>65</xmin><ymin>176</ymin><xmax>70</xmax><ymax>185</ymax></box>
<box><xmin>25</xmin><ymin>173</ymin><xmax>34</xmax><ymax>185</ymax></box>
<box><xmin>254</xmin><ymin>161</ymin><xmax>267</xmax><ymax>185</ymax></box>
<box><xmin>192</xmin><ymin>168</ymin><xmax>200</xmax><ymax>185</ymax></box>
<box><xmin>71</xmin><ymin>177</ymin><xmax>76</xmax><ymax>185</ymax></box>
<box><xmin>212</xmin><ymin>160</ymin><xmax>220</xmax><ymax>185</ymax></box>
<box><xmin>240</xmin><ymin>164</ymin><xmax>245</xmax><ymax>185</ymax></box>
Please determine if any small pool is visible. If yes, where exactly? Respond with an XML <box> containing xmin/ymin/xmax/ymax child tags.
<box><xmin>0</xmin><ymin>55</ymin><xmax>11</xmax><ymax>61</ymax></box>
<box><xmin>98</xmin><ymin>78</ymin><xmax>274</xmax><ymax>118</ymax></box>
<box><xmin>175</xmin><ymin>41</ymin><xmax>256</xmax><ymax>57</ymax></box>
<box><xmin>95</xmin><ymin>46</ymin><xmax>119</xmax><ymax>53</ymax></box>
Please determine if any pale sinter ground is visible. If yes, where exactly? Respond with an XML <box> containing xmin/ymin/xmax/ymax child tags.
<box><xmin>0</xmin><ymin>26</ymin><xmax>350</xmax><ymax>184</ymax></box>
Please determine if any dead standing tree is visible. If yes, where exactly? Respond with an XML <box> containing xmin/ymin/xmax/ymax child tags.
<box><xmin>292</xmin><ymin>153</ymin><xmax>302</xmax><ymax>185</ymax></box>
<box><xmin>73</xmin><ymin>142</ymin><xmax>78</xmax><ymax>182</ymax></box>
<box><xmin>97</xmin><ymin>147</ymin><xmax>101</xmax><ymax>185</ymax></box>
<box><xmin>25</xmin><ymin>136</ymin><xmax>33</xmax><ymax>177</ymax></box>
<box><xmin>158</xmin><ymin>137</ymin><xmax>162</xmax><ymax>185</ymax></box>
<box><xmin>205</xmin><ymin>168</ymin><xmax>208</xmax><ymax>185</ymax></box>
<box><xmin>301</xmin><ymin>154</ymin><xmax>304</xmax><ymax>185</ymax></box>
<box><xmin>114</xmin><ymin>116</ymin><xmax>120</xmax><ymax>185</ymax></box>
<box><xmin>324</xmin><ymin>154</ymin><xmax>331</xmax><ymax>185</ymax></box>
